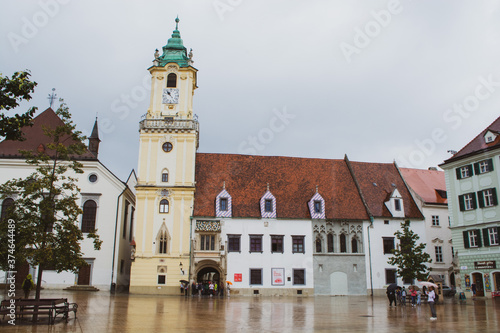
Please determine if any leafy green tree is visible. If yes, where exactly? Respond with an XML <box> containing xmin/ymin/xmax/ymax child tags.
<box><xmin>0</xmin><ymin>101</ymin><xmax>102</xmax><ymax>300</ymax></box>
<box><xmin>0</xmin><ymin>70</ymin><xmax>38</xmax><ymax>141</ymax></box>
<box><xmin>387</xmin><ymin>219</ymin><xmax>431</xmax><ymax>283</ymax></box>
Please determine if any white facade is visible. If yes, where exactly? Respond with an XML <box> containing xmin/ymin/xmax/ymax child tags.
<box><xmin>0</xmin><ymin>158</ymin><xmax>136</xmax><ymax>291</ymax></box>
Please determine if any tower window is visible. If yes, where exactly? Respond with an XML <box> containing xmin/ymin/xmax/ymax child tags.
<box><xmin>157</xmin><ymin>228</ymin><xmax>169</xmax><ymax>254</ymax></box>
<box><xmin>159</xmin><ymin>199</ymin><xmax>169</xmax><ymax>213</ymax></box>
<box><xmin>162</xmin><ymin>142</ymin><xmax>173</xmax><ymax>153</ymax></box>
<box><xmin>167</xmin><ymin>73</ymin><xmax>177</xmax><ymax>88</ymax></box>
<box><xmin>162</xmin><ymin>172</ymin><xmax>168</xmax><ymax>182</ymax></box>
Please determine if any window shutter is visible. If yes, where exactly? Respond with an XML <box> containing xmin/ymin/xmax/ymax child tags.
<box><xmin>458</xmin><ymin>195</ymin><xmax>465</xmax><ymax>211</ymax></box>
<box><xmin>463</xmin><ymin>231</ymin><xmax>470</xmax><ymax>248</ymax></box>
<box><xmin>492</xmin><ymin>188</ymin><xmax>498</xmax><ymax>206</ymax></box>
<box><xmin>468</xmin><ymin>164</ymin><xmax>474</xmax><ymax>176</ymax></box>
<box><xmin>474</xmin><ymin>162</ymin><xmax>480</xmax><ymax>175</ymax></box>
<box><xmin>477</xmin><ymin>190</ymin><xmax>485</xmax><ymax>208</ymax></box>
<box><xmin>476</xmin><ymin>229</ymin><xmax>482</xmax><ymax>247</ymax></box>
<box><xmin>487</xmin><ymin>158</ymin><xmax>494</xmax><ymax>171</ymax></box>
<box><xmin>483</xmin><ymin>228</ymin><xmax>490</xmax><ymax>247</ymax></box>
<box><xmin>471</xmin><ymin>192</ymin><xmax>478</xmax><ymax>209</ymax></box>
<box><xmin>456</xmin><ymin>168</ymin><xmax>462</xmax><ymax>180</ymax></box>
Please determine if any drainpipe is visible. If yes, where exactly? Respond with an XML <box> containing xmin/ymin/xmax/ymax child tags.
<box><xmin>110</xmin><ymin>186</ymin><xmax>128</xmax><ymax>293</ymax></box>
<box><xmin>367</xmin><ymin>216</ymin><xmax>374</xmax><ymax>297</ymax></box>
<box><xmin>189</xmin><ymin>215</ymin><xmax>193</xmax><ymax>283</ymax></box>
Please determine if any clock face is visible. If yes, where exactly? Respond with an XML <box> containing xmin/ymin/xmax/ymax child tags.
<box><xmin>162</xmin><ymin>88</ymin><xmax>179</xmax><ymax>104</ymax></box>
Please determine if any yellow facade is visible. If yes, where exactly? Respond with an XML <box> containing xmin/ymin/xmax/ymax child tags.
<box><xmin>130</xmin><ymin>43</ymin><xmax>199</xmax><ymax>294</ymax></box>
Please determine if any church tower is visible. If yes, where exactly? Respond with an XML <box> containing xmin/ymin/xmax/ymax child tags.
<box><xmin>130</xmin><ymin>18</ymin><xmax>198</xmax><ymax>294</ymax></box>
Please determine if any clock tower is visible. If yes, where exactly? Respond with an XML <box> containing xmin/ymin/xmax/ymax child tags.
<box><xmin>130</xmin><ymin>18</ymin><xmax>199</xmax><ymax>294</ymax></box>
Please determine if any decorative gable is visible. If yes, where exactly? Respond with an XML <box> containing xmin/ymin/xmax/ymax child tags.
<box><xmin>308</xmin><ymin>191</ymin><xmax>326</xmax><ymax>219</ymax></box>
<box><xmin>260</xmin><ymin>186</ymin><xmax>277</xmax><ymax>218</ymax></box>
<box><xmin>484</xmin><ymin>130</ymin><xmax>498</xmax><ymax>144</ymax></box>
<box><xmin>215</xmin><ymin>184</ymin><xmax>232</xmax><ymax>218</ymax></box>
<box><xmin>384</xmin><ymin>188</ymin><xmax>404</xmax><ymax>218</ymax></box>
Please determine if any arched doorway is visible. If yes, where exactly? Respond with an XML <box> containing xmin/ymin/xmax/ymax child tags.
<box><xmin>194</xmin><ymin>262</ymin><xmax>223</xmax><ymax>296</ymax></box>
<box><xmin>492</xmin><ymin>271</ymin><xmax>500</xmax><ymax>292</ymax></box>
<box><xmin>472</xmin><ymin>272</ymin><xmax>484</xmax><ymax>296</ymax></box>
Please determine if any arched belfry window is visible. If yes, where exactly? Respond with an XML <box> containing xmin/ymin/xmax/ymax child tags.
<box><xmin>159</xmin><ymin>199</ymin><xmax>169</xmax><ymax>213</ymax></box>
<box><xmin>167</xmin><ymin>73</ymin><xmax>177</xmax><ymax>88</ymax></box>
<box><xmin>1</xmin><ymin>198</ymin><xmax>14</xmax><ymax>221</ymax></box>
<box><xmin>82</xmin><ymin>200</ymin><xmax>97</xmax><ymax>233</ymax></box>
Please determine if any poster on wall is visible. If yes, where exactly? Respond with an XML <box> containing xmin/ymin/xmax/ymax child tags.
<box><xmin>272</xmin><ymin>268</ymin><xmax>285</xmax><ymax>286</ymax></box>
<box><xmin>234</xmin><ymin>273</ymin><xmax>242</xmax><ymax>282</ymax></box>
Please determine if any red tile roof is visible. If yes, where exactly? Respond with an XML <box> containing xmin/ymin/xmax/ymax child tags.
<box><xmin>193</xmin><ymin>153</ymin><xmax>369</xmax><ymax>220</ymax></box>
<box><xmin>400</xmin><ymin>168</ymin><xmax>448</xmax><ymax>205</ymax></box>
<box><xmin>0</xmin><ymin>108</ymin><xmax>96</xmax><ymax>160</ymax></box>
<box><xmin>443</xmin><ymin>116</ymin><xmax>500</xmax><ymax>164</ymax></box>
<box><xmin>348</xmin><ymin>161</ymin><xmax>424</xmax><ymax>219</ymax></box>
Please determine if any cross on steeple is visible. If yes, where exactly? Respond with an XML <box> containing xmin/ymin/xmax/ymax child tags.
<box><xmin>47</xmin><ymin>88</ymin><xmax>57</xmax><ymax>108</ymax></box>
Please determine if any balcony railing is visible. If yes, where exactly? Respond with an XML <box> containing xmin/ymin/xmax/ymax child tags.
<box><xmin>139</xmin><ymin>118</ymin><xmax>199</xmax><ymax>132</ymax></box>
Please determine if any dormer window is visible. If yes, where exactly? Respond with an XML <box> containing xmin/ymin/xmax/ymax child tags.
<box><xmin>484</xmin><ymin>130</ymin><xmax>498</xmax><ymax>144</ymax></box>
<box><xmin>385</xmin><ymin>189</ymin><xmax>404</xmax><ymax>218</ymax></box>
<box><xmin>167</xmin><ymin>73</ymin><xmax>177</xmax><ymax>88</ymax></box>
<box><xmin>394</xmin><ymin>199</ymin><xmax>401</xmax><ymax>211</ymax></box>
<box><xmin>308</xmin><ymin>192</ymin><xmax>326</xmax><ymax>219</ymax></box>
<box><xmin>216</xmin><ymin>186</ymin><xmax>232</xmax><ymax>218</ymax></box>
<box><xmin>260</xmin><ymin>188</ymin><xmax>276</xmax><ymax>218</ymax></box>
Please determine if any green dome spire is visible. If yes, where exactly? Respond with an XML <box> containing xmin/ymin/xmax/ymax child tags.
<box><xmin>158</xmin><ymin>17</ymin><xmax>189</xmax><ymax>67</ymax></box>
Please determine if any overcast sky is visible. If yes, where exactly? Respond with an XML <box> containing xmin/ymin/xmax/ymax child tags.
<box><xmin>2</xmin><ymin>0</ymin><xmax>500</xmax><ymax>181</ymax></box>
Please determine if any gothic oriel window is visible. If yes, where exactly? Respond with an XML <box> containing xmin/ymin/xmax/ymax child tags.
<box><xmin>82</xmin><ymin>200</ymin><xmax>97</xmax><ymax>233</ymax></box>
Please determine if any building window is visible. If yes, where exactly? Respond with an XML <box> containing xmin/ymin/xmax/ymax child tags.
<box><xmin>394</xmin><ymin>199</ymin><xmax>401</xmax><ymax>211</ymax></box>
<box><xmin>162</xmin><ymin>142</ymin><xmax>173</xmax><ymax>152</ymax></box>
<box><xmin>82</xmin><ymin>200</ymin><xmax>97</xmax><ymax>233</ymax></box>
<box><xmin>459</xmin><ymin>193</ymin><xmax>477</xmax><ymax>211</ymax></box>
<box><xmin>219</xmin><ymin>198</ymin><xmax>228</xmax><ymax>211</ymax></box>
<box><xmin>159</xmin><ymin>199</ymin><xmax>169</xmax><ymax>213</ymax></box>
<box><xmin>157</xmin><ymin>266</ymin><xmax>167</xmax><ymax>285</ymax></box>
<box><xmin>315</xmin><ymin>237</ymin><xmax>322</xmax><ymax>253</ymax></box>
<box><xmin>1</xmin><ymin>198</ymin><xmax>14</xmax><ymax>221</ymax></box>
<box><xmin>129</xmin><ymin>207</ymin><xmax>135</xmax><ymax>242</ymax></box>
<box><xmin>292</xmin><ymin>236</ymin><xmax>305</xmax><ymax>253</ymax></box>
<box><xmin>228</xmin><ymin>235</ymin><xmax>241</xmax><ymax>252</ymax></box>
<box><xmin>167</xmin><ymin>73</ymin><xmax>177</xmax><ymax>88</ymax></box>
<box><xmin>435</xmin><ymin>246</ymin><xmax>443</xmax><ymax>263</ymax></box>
<box><xmin>271</xmin><ymin>235</ymin><xmax>284</xmax><ymax>253</ymax></box>
<box><xmin>88</xmin><ymin>173</ymin><xmax>98</xmax><ymax>183</ymax></box>
<box><xmin>122</xmin><ymin>201</ymin><xmax>130</xmax><ymax>239</ymax></box>
<box><xmin>383</xmin><ymin>237</ymin><xmax>395</xmax><ymax>254</ymax></box>
<box><xmin>385</xmin><ymin>269</ymin><xmax>397</xmax><ymax>284</ymax></box>
<box><xmin>293</xmin><ymin>269</ymin><xmax>305</xmax><ymax>285</ymax></box>
<box><xmin>158</xmin><ymin>228</ymin><xmax>169</xmax><ymax>254</ymax></box>
<box><xmin>432</xmin><ymin>215</ymin><xmax>440</xmax><ymax>226</ymax></box>
<box><xmin>249</xmin><ymin>235</ymin><xmax>263</xmax><ymax>252</ymax></box>
<box><xmin>384</xmin><ymin>220</ymin><xmax>389</xmax><ymax>225</ymax></box>
<box><xmin>475</xmin><ymin>159</ymin><xmax>494</xmax><ymax>174</ymax></box>
<box><xmin>340</xmin><ymin>233</ymin><xmax>347</xmax><ymax>253</ymax></box>
<box><xmin>200</xmin><ymin>234</ymin><xmax>215</xmax><ymax>251</ymax></box>
<box><xmin>478</xmin><ymin>188</ymin><xmax>498</xmax><ymax>208</ymax></box>
<box><xmin>484</xmin><ymin>227</ymin><xmax>499</xmax><ymax>246</ymax></box>
<box><xmin>456</xmin><ymin>165</ymin><xmax>473</xmax><ymax>179</ymax></box>
<box><xmin>264</xmin><ymin>199</ymin><xmax>273</xmax><ymax>212</ymax></box>
<box><xmin>162</xmin><ymin>172</ymin><xmax>168</xmax><ymax>182</ymax></box>
<box><xmin>250</xmin><ymin>269</ymin><xmax>262</xmax><ymax>285</ymax></box>
<box><xmin>351</xmin><ymin>238</ymin><xmax>358</xmax><ymax>253</ymax></box>
<box><xmin>464</xmin><ymin>229</ymin><xmax>482</xmax><ymax>248</ymax></box>
<box><xmin>314</xmin><ymin>201</ymin><xmax>322</xmax><ymax>213</ymax></box>
<box><xmin>327</xmin><ymin>233</ymin><xmax>334</xmax><ymax>253</ymax></box>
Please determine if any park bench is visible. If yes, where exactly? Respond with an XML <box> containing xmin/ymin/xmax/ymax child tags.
<box><xmin>0</xmin><ymin>298</ymin><xmax>77</xmax><ymax>325</ymax></box>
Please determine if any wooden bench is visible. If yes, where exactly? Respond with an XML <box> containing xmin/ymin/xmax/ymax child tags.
<box><xmin>0</xmin><ymin>298</ymin><xmax>77</xmax><ymax>325</ymax></box>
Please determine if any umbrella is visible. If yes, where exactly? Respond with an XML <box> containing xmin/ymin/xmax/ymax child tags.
<box><xmin>386</xmin><ymin>283</ymin><xmax>398</xmax><ymax>292</ymax></box>
<box><xmin>179</xmin><ymin>280</ymin><xmax>189</xmax><ymax>284</ymax></box>
<box><xmin>419</xmin><ymin>281</ymin><xmax>438</xmax><ymax>288</ymax></box>
<box><xmin>226</xmin><ymin>281</ymin><xmax>233</xmax><ymax>285</ymax></box>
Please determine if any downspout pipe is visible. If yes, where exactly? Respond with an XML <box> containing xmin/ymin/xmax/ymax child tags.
<box><xmin>368</xmin><ymin>216</ymin><xmax>374</xmax><ymax>297</ymax></box>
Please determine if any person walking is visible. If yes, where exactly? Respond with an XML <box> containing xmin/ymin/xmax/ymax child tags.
<box><xmin>386</xmin><ymin>287</ymin><xmax>396</xmax><ymax>306</ymax></box>
<box><xmin>417</xmin><ymin>289</ymin><xmax>422</xmax><ymax>305</ymax></box>
<box><xmin>411</xmin><ymin>287</ymin><xmax>417</xmax><ymax>307</ymax></box>
<box><xmin>471</xmin><ymin>283</ymin><xmax>477</xmax><ymax>299</ymax></box>
<box><xmin>22</xmin><ymin>274</ymin><xmax>34</xmax><ymax>299</ymax></box>
<box><xmin>401</xmin><ymin>287</ymin><xmax>407</xmax><ymax>306</ymax></box>
<box><xmin>209</xmin><ymin>281</ymin><xmax>214</xmax><ymax>296</ymax></box>
<box><xmin>427</xmin><ymin>286</ymin><xmax>437</xmax><ymax>320</ymax></box>
<box><xmin>227</xmin><ymin>282</ymin><xmax>231</xmax><ymax>297</ymax></box>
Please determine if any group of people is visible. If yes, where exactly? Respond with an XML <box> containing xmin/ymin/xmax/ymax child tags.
<box><xmin>386</xmin><ymin>285</ymin><xmax>437</xmax><ymax>320</ymax></box>
<box><xmin>182</xmin><ymin>281</ymin><xmax>230</xmax><ymax>297</ymax></box>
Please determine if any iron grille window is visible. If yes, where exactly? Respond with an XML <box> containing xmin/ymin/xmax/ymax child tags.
<box><xmin>293</xmin><ymin>269</ymin><xmax>305</xmax><ymax>285</ymax></box>
<box><xmin>250</xmin><ymin>269</ymin><xmax>262</xmax><ymax>285</ymax></box>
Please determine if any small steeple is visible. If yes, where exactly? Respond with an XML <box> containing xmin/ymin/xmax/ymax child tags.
<box><xmin>88</xmin><ymin>117</ymin><xmax>101</xmax><ymax>158</ymax></box>
<box><xmin>157</xmin><ymin>17</ymin><xmax>190</xmax><ymax>67</ymax></box>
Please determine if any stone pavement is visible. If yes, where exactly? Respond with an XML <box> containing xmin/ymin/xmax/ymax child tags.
<box><xmin>1</xmin><ymin>290</ymin><xmax>499</xmax><ymax>332</ymax></box>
